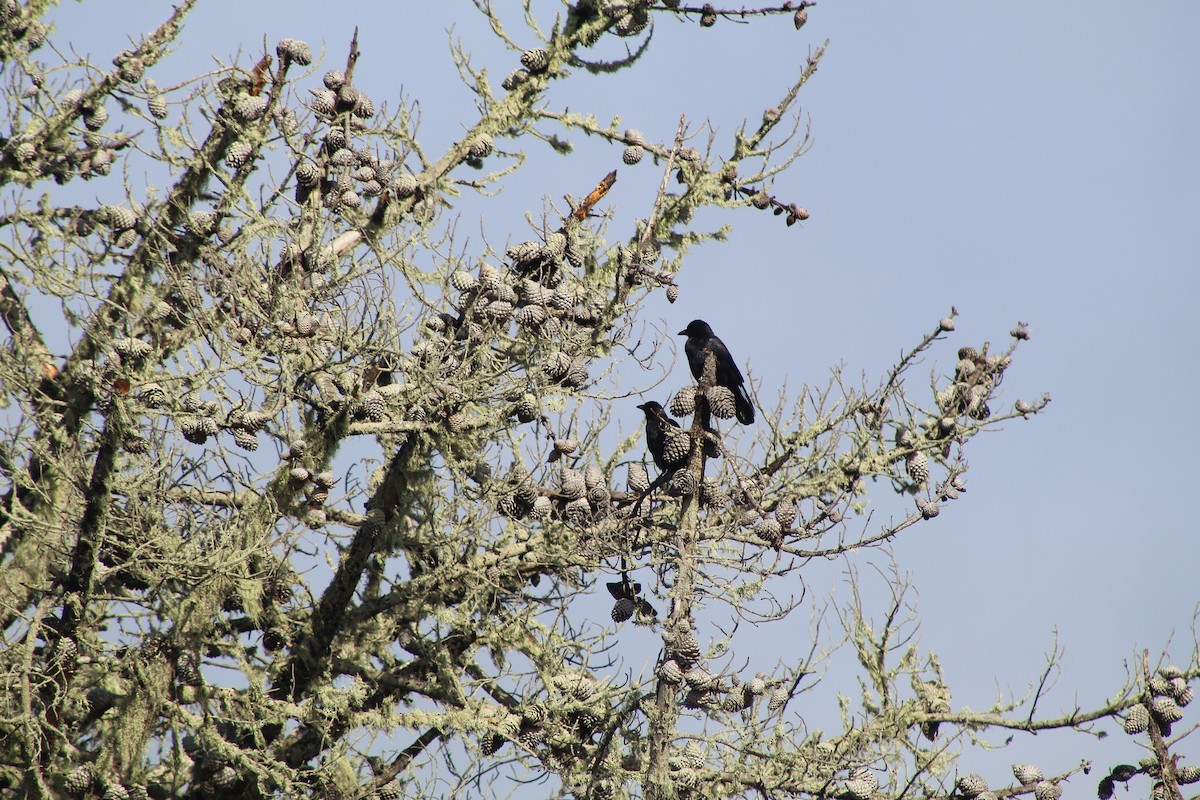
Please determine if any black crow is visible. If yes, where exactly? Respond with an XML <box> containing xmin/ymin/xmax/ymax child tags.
<box><xmin>636</xmin><ymin>401</ymin><xmax>681</xmax><ymax>472</ymax></box>
<box><xmin>678</xmin><ymin>319</ymin><xmax>754</xmax><ymax>424</ymax></box>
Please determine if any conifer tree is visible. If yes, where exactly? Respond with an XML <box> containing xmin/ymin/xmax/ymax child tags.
<box><xmin>0</xmin><ymin>3</ymin><xmax>1192</xmax><ymax>800</ymax></box>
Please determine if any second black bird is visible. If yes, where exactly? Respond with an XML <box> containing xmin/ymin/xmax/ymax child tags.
<box><xmin>678</xmin><ymin>319</ymin><xmax>755</xmax><ymax>425</ymax></box>
<box><xmin>636</xmin><ymin>401</ymin><xmax>681</xmax><ymax>473</ymax></box>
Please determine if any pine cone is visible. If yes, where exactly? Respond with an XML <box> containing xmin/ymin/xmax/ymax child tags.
<box><xmin>706</xmin><ymin>385</ymin><xmax>737</xmax><ymax>419</ymax></box>
<box><xmin>1012</xmin><ymin>764</ymin><xmax>1043</xmax><ymax>785</ymax></box>
<box><xmin>957</xmin><ymin>773</ymin><xmax>987</xmax><ymax>798</ymax></box>
<box><xmin>611</xmin><ymin>597</ymin><xmax>635</xmax><ymax>623</ymax></box>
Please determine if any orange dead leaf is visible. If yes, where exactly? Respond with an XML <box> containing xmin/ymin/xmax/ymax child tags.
<box><xmin>41</xmin><ymin>362</ymin><xmax>59</xmax><ymax>380</ymax></box>
<box><xmin>573</xmin><ymin>169</ymin><xmax>617</xmax><ymax>220</ymax></box>
<box><xmin>250</xmin><ymin>54</ymin><xmax>273</xmax><ymax>97</ymax></box>
<box><xmin>112</xmin><ymin>378</ymin><xmax>131</xmax><ymax>396</ymax></box>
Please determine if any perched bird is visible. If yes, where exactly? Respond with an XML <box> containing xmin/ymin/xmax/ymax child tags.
<box><xmin>636</xmin><ymin>401</ymin><xmax>681</xmax><ymax>473</ymax></box>
<box><xmin>678</xmin><ymin>319</ymin><xmax>755</xmax><ymax>424</ymax></box>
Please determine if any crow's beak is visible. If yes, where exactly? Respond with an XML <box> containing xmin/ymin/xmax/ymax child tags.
<box><xmin>677</xmin><ymin>328</ymin><xmax>687</xmax><ymax>336</ymax></box>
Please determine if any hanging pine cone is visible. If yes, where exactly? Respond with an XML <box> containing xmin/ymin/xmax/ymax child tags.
<box><xmin>905</xmin><ymin>451</ymin><xmax>929</xmax><ymax>483</ymax></box>
<box><xmin>706</xmin><ymin>385</ymin><xmax>737</xmax><ymax>419</ymax></box>
<box><xmin>669</xmin><ymin>386</ymin><xmax>697</xmax><ymax>417</ymax></box>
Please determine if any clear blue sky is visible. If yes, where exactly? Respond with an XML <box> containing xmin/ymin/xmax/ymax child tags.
<box><xmin>46</xmin><ymin>0</ymin><xmax>1200</xmax><ymax>787</ymax></box>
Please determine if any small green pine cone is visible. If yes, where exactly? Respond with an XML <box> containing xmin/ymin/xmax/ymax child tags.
<box><xmin>1177</xmin><ymin>766</ymin><xmax>1200</xmax><ymax>784</ymax></box>
<box><xmin>485</xmin><ymin>299</ymin><xmax>513</xmax><ymax>320</ymax></box>
<box><xmin>82</xmin><ymin>104</ymin><xmax>108</xmax><ymax>131</ymax></box>
<box><xmin>123</xmin><ymin>435</ymin><xmax>150</xmax><ymax>454</ymax></box>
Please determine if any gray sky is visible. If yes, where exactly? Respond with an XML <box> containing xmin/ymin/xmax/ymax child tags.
<box><xmin>46</xmin><ymin>0</ymin><xmax>1200</xmax><ymax>788</ymax></box>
